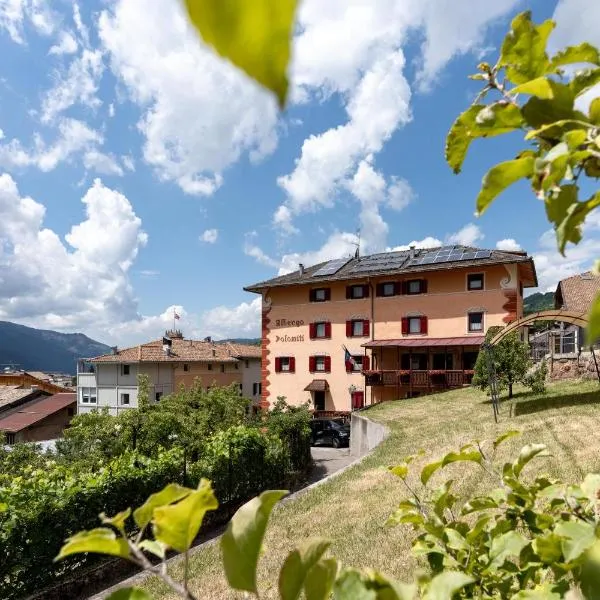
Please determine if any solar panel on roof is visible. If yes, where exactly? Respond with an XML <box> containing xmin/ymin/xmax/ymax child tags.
<box><xmin>311</xmin><ymin>257</ymin><xmax>351</xmax><ymax>277</ymax></box>
<box><xmin>347</xmin><ymin>251</ymin><xmax>410</xmax><ymax>274</ymax></box>
<box><xmin>474</xmin><ymin>250</ymin><xmax>492</xmax><ymax>259</ymax></box>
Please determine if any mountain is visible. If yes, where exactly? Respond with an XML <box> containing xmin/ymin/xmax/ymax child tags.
<box><xmin>223</xmin><ymin>338</ymin><xmax>261</xmax><ymax>346</ymax></box>
<box><xmin>0</xmin><ymin>321</ymin><xmax>111</xmax><ymax>374</ymax></box>
<box><xmin>524</xmin><ymin>292</ymin><xmax>555</xmax><ymax>315</ymax></box>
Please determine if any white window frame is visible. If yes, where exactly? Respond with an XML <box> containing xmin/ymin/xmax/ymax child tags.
<box><xmin>467</xmin><ymin>273</ymin><xmax>485</xmax><ymax>291</ymax></box>
<box><xmin>120</xmin><ymin>393</ymin><xmax>130</xmax><ymax>405</ymax></box>
<box><xmin>280</xmin><ymin>357</ymin><xmax>291</xmax><ymax>372</ymax></box>
<box><xmin>352</xmin><ymin>320</ymin><xmax>365</xmax><ymax>337</ymax></box>
<box><xmin>315</xmin><ymin>322</ymin><xmax>327</xmax><ymax>338</ymax></box>
<box><xmin>468</xmin><ymin>312</ymin><xmax>484</xmax><ymax>332</ymax></box>
<box><xmin>408</xmin><ymin>317</ymin><xmax>422</xmax><ymax>334</ymax></box>
<box><xmin>81</xmin><ymin>387</ymin><xmax>97</xmax><ymax>404</ymax></box>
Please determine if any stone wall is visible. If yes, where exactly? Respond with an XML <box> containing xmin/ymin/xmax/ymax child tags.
<box><xmin>548</xmin><ymin>352</ymin><xmax>600</xmax><ymax>381</ymax></box>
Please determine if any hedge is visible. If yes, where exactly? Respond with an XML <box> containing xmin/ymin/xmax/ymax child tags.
<box><xmin>0</xmin><ymin>425</ymin><xmax>310</xmax><ymax>599</ymax></box>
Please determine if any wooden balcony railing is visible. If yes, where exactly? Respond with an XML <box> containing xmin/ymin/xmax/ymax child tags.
<box><xmin>364</xmin><ymin>370</ymin><xmax>474</xmax><ymax>388</ymax></box>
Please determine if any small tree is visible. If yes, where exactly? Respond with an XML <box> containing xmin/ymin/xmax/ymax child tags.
<box><xmin>473</xmin><ymin>326</ymin><xmax>531</xmax><ymax>398</ymax></box>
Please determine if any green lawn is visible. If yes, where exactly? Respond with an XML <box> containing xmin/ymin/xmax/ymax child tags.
<box><xmin>143</xmin><ymin>380</ymin><xmax>600</xmax><ymax>599</ymax></box>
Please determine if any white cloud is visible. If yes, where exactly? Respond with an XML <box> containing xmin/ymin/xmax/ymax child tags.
<box><xmin>496</xmin><ymin>238</ymin><xmax>522</xmax><ymax>251</ymax></box>
<box><xmin>108</xmin><ymin>103</ymin><xmax>115</xmax><ymax>118</ymax></box>
<box><xmin>83</xmin><ymin>150</ymin><xmax>124</xmax><ymax>176</ymax></box>
<box><xmin>138</xmin><ymin>269</ymin><xmax>159</xmax><ymax>278</ymax></box>
<box><xmin>0</xmin><ymin>118</ymin><xmax>102</xmax><ymax>172</ymax></box>
<box><xmin>388</xmin><ymin>237</ymin><xmax>443</xmax><ymax>251</ymax></box>
<box><xmin>244</xmin><ymin>233</ymin><xmax>280</xmax><ymax>268</ymax></box>
<box><xmin>0</xmin><ymin>0</ymin><xmax>55</xmax><ymax>44</ymax></box>
<box><xmin>199</xmin><ymin>228</ymin><xmax>218</xmax><ymax>244</ymax></box>
<box><xmin>122</xmin><ymin>155</ymin><xmax>135</xmax><ymax>172</ymax></box>
<box><xmin>98</xmin><ymin>0</ymin><xmax>279</xmax><ymax>196</ymax></box>
<box><xmin>387</xmin><ymin>176</ymin><xmax>414</xmax><ymax>211</ymax></box>
<box><xmin>199</xmin><ymin>297</ymin><xmax>261</xmax><ymax>339</ymax></box>
<box><xmin>0</xmin><ymin>175</ymin><xmax>147</xmax><ymax>331</ymax></box>
<box><xmin>272</xmin><ymin>205</ymin><xmax>299</xmax><ymax>235</ymax></box>
<box><xmin>447</xmin><ymin>223</ymin><xmax>484</xmax><ymax>246</ymax></box>
<box><xmin>49</xmin><ymin>30</ymin><xmax>77</xmax><ymax>55</ymax></box>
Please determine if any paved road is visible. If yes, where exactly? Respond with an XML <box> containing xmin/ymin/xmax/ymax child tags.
<box><xmin>308</xmin><ymin>446</ymin><xmax>354</xmax><ymax>484</ymax></box>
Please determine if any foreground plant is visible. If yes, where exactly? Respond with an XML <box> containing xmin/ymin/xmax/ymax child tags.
<box><xmin>388</xmin><ymin>431</ymin><xmax>600</xmax><ymax>597</ymax></box>
<box><xmin>447</xmin><ymin>10</ymin><xmax>600</xmax><ymax>341</ymax></box>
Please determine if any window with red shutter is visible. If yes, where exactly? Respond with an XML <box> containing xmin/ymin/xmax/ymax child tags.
<box><xmin>325</xmin><ymin>322</ymin><xmax>332</xmax><ymax>337</ymax></box>
<box><xmin>401</xmin><ymin>317</ymin><xmax>409</xmax><ymax>335</ymax></box>
<box><xmin>289</xmin><ymin>357</ymin><xmax>296</xmax><ymax>372</ymax></box>
<box><xmin>324</xmin><ymin>356</ymin><xmax>331</xmax><ymax>372</ymax></box>
<box><xmin>275</xmin><ymin>357</ymin><xmax>282</xmax><ymax>372</ymax></box>
<box><xmin>421</xmin><ymin>316</ymin><xmax>428</xmax><ymax>334</ymax></box>
<box><xmin>363</xmin><ymin>320</ymin><xmax>370</xmax><ymax>336</ymax></box>
<box><xmin>309</xmin><ymin>323</ymin><xmax>316</xmax><ymax>339</ymax></box>
<box><xmin>346</xmin><ymin>320</ymin><xmax>352</xmax><ymax>336</ymax></box>
<box><xmin>309</xmin><ymin>356</ymin><xmax>316</xmax><ymax>372</ymax></box>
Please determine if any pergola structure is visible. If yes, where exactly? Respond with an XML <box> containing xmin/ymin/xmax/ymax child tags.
<box><xmin>483</xmin><ymin>309</ymin><xmax>598</xmax><ymax>421</ymax></box>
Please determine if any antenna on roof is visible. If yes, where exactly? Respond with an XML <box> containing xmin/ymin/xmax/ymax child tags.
<box><xmin>353</xmin><ymin>228</ymin><xmax>361</xmax><ymax>259</ymax></box>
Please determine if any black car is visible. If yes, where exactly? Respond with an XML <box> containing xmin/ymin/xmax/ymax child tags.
<box><xmin>310</xmin><ymin>418</ymin><xmax>351</xmax><ymax>448</ymax></box>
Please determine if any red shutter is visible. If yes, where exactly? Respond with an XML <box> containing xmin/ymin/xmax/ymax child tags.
<box><xmin>375</xmin><ymin>283</ymin><xmax>384</xmax><ymax>297</ymax></box>
<box><xmin>309</xmin><ymin>356</ymin><xmax>316</xmax><ymax>372</ymax></box>
<box><xmin>362</xmin><ymin>355</ymin><xmax>370</xmax><ymax>370</ymax></box>
<box><xmin>421</xmin><ymin>279</ymin><xmax>428</xmax><ymax>293</ymax></box>
<box><xmin>346</xmin><ymin>286</ymin><xmax>352</xmax><ymax>299</ymax></box>
<box><xmin>324</xmin><ymin>356</ymin><xmax>331</xmax><ymax>372</ymax></box>
<box><xmin>421</xmin><ymin>316</ymin><xmax>428</xmax><ymax>334</ymax></box>
<box><xmin>325</xmin><ymin>322</ymin><xmax>332</xmax><ymax>338</ymax></box>
<box><xmin>275</xmin><ymin>357</ymin><xmax>282</xmax><ymax>373</ymax></box>
<box><xmin>309</xmin><ymin>323</ymin><xmax>316</xmax><ymax>339</ymax></box>
<box><xmin>363</xmin><ymin>285</ymin><xmax>370</xmax><ymax>298</ymax></box>
<box><xmin>401</xmin><ymin>281</ymin><xmax>408</xmax><ymax>295</ymax></box>
<box><xmin>401</xmin><ymin>317</ymin><xmax>409</xmax><ymax>335</ymax></box>
<box><xmin>346</xmin><ymin>320</ymin><xmax>353</xmax><ymax>337</ymax></box>
<box><xmin>324</xmin><ymin>288</ymin><xmax>331</xmax><ymax>301</ymax></box>
<box><xmin>289</xmin><ymin>357</ymin><xmax>296</xmax><ymax>372</ymax></box>
<box><xmin>363</xmin><ymin>320</ymin><xmax>370</xmax><ymax>337</ymax></box>
<box><xmin>309</xmin><ymin>289</ymin><xmax>315</xmax><ymax>302</ymax></box>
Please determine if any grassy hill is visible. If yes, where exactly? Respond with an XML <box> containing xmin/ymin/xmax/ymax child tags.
<box><xmin>0</xmin><ymin>321</ymin><xmax>110</xmax><ymax>374</ymax></box>
<box><xmin>524</xmin><ymin>291</ymin><xmax>555</xmax><ymax>314</ymax></box>
<box><xmin>143</xmin><ymin>380</ymin><xmax>600</xmax><ymax>599</ymax></box>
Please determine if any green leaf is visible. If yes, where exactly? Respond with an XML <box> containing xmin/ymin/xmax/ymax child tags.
<box><xmin>445</xmin><ymin>528</ymin><xmax>469</xmax><ymax>552</ymax></box>
<box><xmin>525</xmin><ymin>119</ymin><xmax>591</xmax><ymax>141</ymax></box>
<box><xmin>563</xmin><ymin>129</ymin><xmax>588</xmax><ymax>150</ymax></box>
<box><xmin>460</xmin><ymin>496</ymin><xmax>500</xmax><ymax>515</ymax></box>
<box><xmin>361</xmin><ymin>569</ymin><xmax>416</xmax><ymax>600</ymax></box>
<box><xmin>55</xmin><ymin>527</ymin><xmax>131</xmax><ymax>561</ymax></box>
<box><xmin>100</xmin><ymin>508</ymin><xmax>131</xmax><ymax>535</ymax></box>
<box><xmin>512</xmin><ymin>77</ymin><xmax>555</xmax><ymax>99</ymax></box>
<box><xmin>557</xmin><ymin>190</ymin><xmax>600</xmax><ymax>254</ymax></box>
<box><xmin>105</xmin><ymin>588</ymin><xmax>153</xmax><ymax>600</ymax></box>
<box><xmin>133</xmin><ymin>483</ymin><xmax>193</xmax><ymax>529</ymax></box>
<box><xmin>138</xmin><ymin>539</ymin><xmax>166</xmax><ymax>559</ymax></box>
<box><xmin>499</xmin><ymin>11</ymin><xmax>554</xmax><ymax>84</ymax></box>
<box><xmin>590</xmin><ymin>98</ymin><xmax>600</xmax><ymax>125</ymax></box>
<box><xmin>580</xmin><ymin>539</ymin><xmax>600</xmax><ymax>598</ymax></box>
<box><xmin>571</xmin><ymin>68</ymin><xmax>600</xmax><ymax>98</ymax></box>
<box><xmin>513</xmin><ymin>443</ymin><xmax>548</xmax><ymax>477</ymax></box>
<box><xmin>522</xmin><ymin>82</ymin><xmax>575</xmax><ymax>128</ymax></box>
<box><xmin>532</xmin><ymin>532</ymin><xmax>563</xmax><ymax>563</ymax></box>
<box><xmin>465</xmin><ymin>515</ymin><xmax>492</xmax><ymax>544</ymax></box>
<box><xmin>421</xmin><ymin>460</ymin><xmax>443</xmax><ymax>486</ymax></box>
<box><xmin>588</xmin><ymin>293</ymin><xmax>600</xmax><ymax>346</ymax></box>
<box><xmin>581</xmin><ymin>473</ymin><xmax>600</xmax><ymax>503</ymax></box>
<box><xmin>493</xmin><ymin>430</ymin><xmax>520</xmax><ymax>449</ymax></box>
<box><xmin>445</xmin><ymin>103</ymin><xmax>523</xmax><ymax>174</ymax></box>
<box><xmin>550</xmin><ymin>42</ymin><xmax>600</xmax><ymax>71</ymax></box>
<box><xmin>555</xmin><ymin>520</ymin><xmax>597</xmax><ymax>562</ymax></box>
<box><xmin>389</xmin><ymin>464</ymin><xmax>409</xmax><ymax>480</ymax></box>
<box><xmin>279</xmin><ymin>538</ymin><xmax>331</xmax><ymax>600</ymax></box>
<box><xmin>545</xmin><ymin>184</ymin><xmax>578</xmax><ymax>229</ymax></box>
<box><xmin>476</xmin><ymin>157</ymin><xmax>534</xmax><ymax>215</ymax></box>
<box><xmin>333</xmin><ymin>569</ymin><xmax>377</xmax><ymax>600</ymax></box>
<box><xmin>184</xmin><ymin>0</ymin><xmax>298</xmax><ymax>108</ymax></box>
<box><xmin>153</xmin><ymin>478</ymin><xmax>218</xmax><ymax>553</ymax></box>
<box><xmin>304</xmin><ymin>558</ymin><xmax>339</xmax><ymax>600</ymax></box>
<box><xmin>221</xmin><ymin>489</ymin><xmax>288</xmax><ymax>593</ymax></box>
<box><xmin>424</xmin><ymin>571</ymin><xmax>474</xmax><ymax>600</ymax></box>
<box><xmin>488</xmin><ymin>531</ymin><xmax>529</xmax><ymax>569</ymax></box>
<box><xmin>441</xmin><ymin>450</ymin><xmax>482</xmax><ymax>467</ymax></box>
<box><xmin>511</xmin><ymin>584</ymin><xmax>563</xmax><ymax>599</ymax></box>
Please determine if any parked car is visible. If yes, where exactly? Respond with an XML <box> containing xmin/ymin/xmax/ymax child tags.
<box><xmin>310</xmin><ymin>418</ymin><xmax>351</xmax><ymax>448</ymax></box>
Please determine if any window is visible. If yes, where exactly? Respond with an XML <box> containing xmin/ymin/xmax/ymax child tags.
<box><xmin>467</xmin><ymin>273</ymin><xmax>484</xmax><ymax>291</ymax></box>
<box><xmin>381</xmin><ymin>282</ymin><xmax>397</xmax><ymax>297</ymax></box>
<box><xmin>310</xmin><ymin>321</ymin><xmax>331</xmax><ymax>339</ymax></box>
<box><xmin>401</xmin><ymin>316</ymin><xmax>428</xmax><ymax>335</ymax></box>
<box><xmin>121</xmin><ymin>364</ymin><xmax>130</xmax><ymax>376</ymax></box>
<box><xmin>309</xmin><ymin>355</ymin><xmax>331</xmax><ymax>373</ymax></box>
<box><xmin>346</xmin><ymin>355</ymin><xmax>369</xmax><ymax>373</ymax></box>
<box><xmin>120</xmin><ymin>393</ymin><xmax>130</xmax><ymax>405</ymax></box>
<box><xmin>275</xmin><ymin>356</ymin><xmax>295</xmax><ymax>373</ymax></box>
<box><xmin>5</xmin><ymin>433</ymin><xmax>15</xmax><ymax>445</ymax></box>
<box><xmin>346</xmin><ymin>284</ymin><xmax>369</xmax><ymax>299</ymax></box>
<box><xmin>235</xmin><ymin>363</ymin><xmax>239</xmax><ymax>370</ymax></box>
<box><xmin>468</xmin><ymin>312</ymin><xmax>484</xmax><ymax>332</ymax></box>
<box><xmin>221</xmin><ymin>364</ymin><xmax>225</xmax><ymax>373</ymax></box>
<box><xmin>183</xmin><ymin>364</ymin><xmax>189</xmax><ymax>372</ymax></box>
<box><xmin>346</xmin><ymin>319</ymin><xmax>370</xmax><ymax>337</ymax></box>
<box><xmin>207</xmin><ymin>364</ymin><xmax>213</xmax><ymax>371</ymax></box>
<box><xmin>81</xmin><ymin>387</ymin><xmax>97</xmax><ymax>404</ymax></box>
<box><xmin>310</xmin><ymin>288</ymin><xmax>330</xmax><ymax>302</ymax></box>
<box><xmin>406</xmin><ymin>279</ymin><xmax>426</xmax><ymax>295</ymax></box>
<box><xmin>252</xmin><ymin>382</ymin><xmax>262</xmax><ymax>396</ymax></box>
<box><xmin>432</xmin><ymin>353</ymin><xmax>454</xmax><ymax>370</ymax></box>
<box><xmin>155</xmin><ymin>392</ymin><xmax>163</xmax><ymax>402</ymax></box>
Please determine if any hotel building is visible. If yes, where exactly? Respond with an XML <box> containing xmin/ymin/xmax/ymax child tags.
<box><xmin>244</xmin><ymin>245</ymin><xmax>537</xmax><ymax>413</ymax></box>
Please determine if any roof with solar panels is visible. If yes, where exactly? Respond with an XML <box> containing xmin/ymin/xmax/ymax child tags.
<box><xmin>244</xmin><ymin>245</ymin><xmax>538</xmax><ymax>292</ymax></box>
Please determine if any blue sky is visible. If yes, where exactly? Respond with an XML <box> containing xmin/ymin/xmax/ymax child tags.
<box><xmin>0</xmin><ymin>0</ymin><xmax>598</xmax><ymax>345</ymax></box>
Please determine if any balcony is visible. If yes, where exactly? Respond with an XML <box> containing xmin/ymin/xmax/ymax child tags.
<box><xmin>364</xmin><ymin>370</ymin><xmax>474</xmax><ymax>389</ymax></box>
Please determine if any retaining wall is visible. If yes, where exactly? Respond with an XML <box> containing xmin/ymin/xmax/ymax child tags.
<box><xmin>350</xmin><ymin>410</ymin><xmax>387</xmax><ymax>458</ymax></box>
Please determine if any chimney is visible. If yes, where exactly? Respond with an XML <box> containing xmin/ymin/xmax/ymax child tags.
<box><xmin>298</xmin><ymin>263</ymin><xmax>305</xmax><ymax>276</ymax></box>
<box><xmin>162</xmin><ymin>335</ymin><xmax>172</xmax><ymax>356</ymax></box>
<box><xmin>204</xmin><ymin>336</ymin><xmax>212</xmax><ymax>343</ymax></box>
<box><xmin>409</xmin><ymin>245</ymin><xmax>416</xmax><ymax>259</ymax></box>
<box><xmin>212</xmin><ymin>348</ymin><xmax>216</xmax><ymax>357</ymax></box>
<box><xmin>111</xmin><ymin>346</ymin><xmax>118</xmax><ymax>355</ymax></box>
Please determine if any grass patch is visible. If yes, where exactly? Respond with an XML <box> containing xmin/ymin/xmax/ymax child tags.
<box><xmin>143</xmin><ymin>380</ymin><xmax>600</xmax><ymax>599</ymax></box>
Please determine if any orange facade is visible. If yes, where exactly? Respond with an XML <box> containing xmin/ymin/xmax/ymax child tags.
<box><xmin>256</xmin><ymin>261</ymin><xmax>531</xmax><ymax>413</ymax></box>
<box><xmin>173</xmin><ymin>361</ymin><xmax>243</xmax><ymax>390</ymax></box>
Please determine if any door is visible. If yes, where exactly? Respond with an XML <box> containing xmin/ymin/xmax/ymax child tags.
<box><xmin>313</xmin><ymin>391</ymin><xmax>325</xmax><ymax>411</ymax></box>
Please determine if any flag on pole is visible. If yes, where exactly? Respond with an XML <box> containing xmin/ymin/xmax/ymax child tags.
<box><xmin>343</xmin><ymin>345</ymin><xmax>357</xmax><ymax>370</ymax></box>
<box><xmin>174</xmin><ymin>312</ymin><xmax>180</xmax><ymax>320</ymax></box>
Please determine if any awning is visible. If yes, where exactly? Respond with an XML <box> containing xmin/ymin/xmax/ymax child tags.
<box><xmin>362</xmin><ymin>336</ymin><xmax>485</xmax><ymax>348</ymax></box>
<box><xmin>304</xmin><ymin>379</ymin><xmax>330</xmax><ymax>392</ymax></box>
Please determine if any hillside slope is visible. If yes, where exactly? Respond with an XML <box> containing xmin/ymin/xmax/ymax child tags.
<box><xmin>0</xmin><ymin>321</ymin><xmax>110</xmax><ymax>374</ymax></box>
<box><xmin>524</xmin><ymin>291</ymin><xmax>554</xmax><ymax>314</ymax></box>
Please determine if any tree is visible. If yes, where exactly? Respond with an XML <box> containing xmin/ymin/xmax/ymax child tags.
<box><xmin>472</xmin><ymin>326</ymin><xmax>531</xmax><ymax>398</ymax></box>
<box><xmin>446</xmin><ymin>11</ymin><xmax>600</xmax><ymax>342</ymax></box>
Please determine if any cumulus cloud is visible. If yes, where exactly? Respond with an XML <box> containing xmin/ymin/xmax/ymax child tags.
<box><xmin>0</xmin><ymin>0</ymin><xmax>55</xmax><ymax>44</ymax></box>
<box><xmin>388</xmin><ymin>237</ymin><xmax>443</xmax><ymax>251</ymax></box>
<box><xmin>447</xmin><ymin>223</ymin><xmax>484</xmax><ymax>247</ymax></box>
<box><xmin>49</xmin><ymin>30</ymin><xmax>77</xmax><ymax>55</ymax></box>
<box><xmin>83</xmin><ymin>150</ymin><xmax>124</xmax><ymax>176</ymax></box>
<box><xmin>496</xmin><ymin>238</ymin><xmax>522</xmax><ymax>251</ymax></box>
<box><xmin>199</xmin><ymin>297</ymin><xmax>262</xmax><ymax>339</ymax></box>
<box><xmin>199</xmin><ymin>228</ymin><xmax>218</xmax><ymax>244</ymax></box>
<box><xmin>98</xmin><ymin>0</ymin><xmax>279</xmax><ymax>196</ymax></box>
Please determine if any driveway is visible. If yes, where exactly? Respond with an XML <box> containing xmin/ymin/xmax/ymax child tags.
<box><xmin>308</xmin><ymin>446</ymin><xmax>354</xmax><ymax>484</ymax></box>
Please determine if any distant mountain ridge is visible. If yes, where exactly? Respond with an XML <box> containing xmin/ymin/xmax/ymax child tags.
<box><xmin>524</xmin><ymin>292</ymin><xmax>555</xmax><ymax>315</ymax></box>
<box><xmin>0</xmin><ymin>321</ymin><xmax>111</xmax><ymax>375</ymax></box>
<box><xmin>222</xmin><ymin>337</ymin><xmax>261</xmax><ymax>346</ymax></box>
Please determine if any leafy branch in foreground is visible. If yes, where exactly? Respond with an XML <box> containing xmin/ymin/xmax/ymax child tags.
<box><xmin>446</xmin><ymin>10</ymin><xmax>600</xmax><ymax>342</ymax></box>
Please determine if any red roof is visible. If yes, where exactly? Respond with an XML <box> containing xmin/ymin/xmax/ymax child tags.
<box><xmin>362</xmin><ymin>336</ymin><xmax>485</xmax><ymax>348</ymax></box>
<box><xmin>0</xmin><ymin>393</ymin><xmax>76</xmax><ymax>433</ymax></box>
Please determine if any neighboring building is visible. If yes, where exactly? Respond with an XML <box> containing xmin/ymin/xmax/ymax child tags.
<box><xmin>0</xmin><ymin>392</ymin><xmax>76</xmax><ymax>444</ymax></box>
<box><xmin>77</xmin><ymin>331</ymin><xmax>262</xmax><ymax>415</ymax></box>
<box><xmin>245</xmin><ymin>245</ymin><xmax>537</xmax><ymax>413</ymax></box>
<box><xmin>0</xmin><ymin>386</ymin><xmax>50</xmax><ymax>416</ymax></box>
<box><xmin>0</xmin><ymin>372</ymin><xmax>71</xmax><ymax>395</ymax></box>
